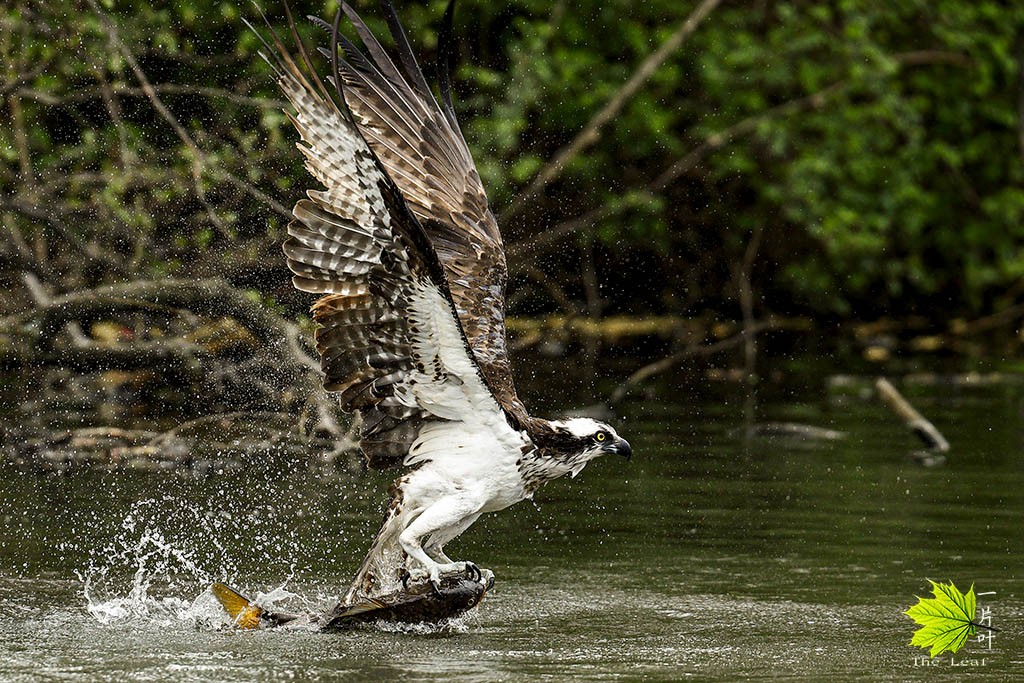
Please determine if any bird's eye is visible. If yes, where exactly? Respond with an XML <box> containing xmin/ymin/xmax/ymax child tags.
<box><xmin>596</xmin><ymin>432</ymin><xmax>607</xmax><ymax>442</ymax></box>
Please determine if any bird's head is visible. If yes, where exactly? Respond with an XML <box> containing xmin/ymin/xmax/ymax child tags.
<box><xmin>541</xmin><ymin>417</ymin><xmax>632</xmax><ymax>470</ymax></box>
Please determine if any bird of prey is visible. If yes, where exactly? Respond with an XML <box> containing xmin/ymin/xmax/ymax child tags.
<box><xmin>253</xmin><ymin>1</ymin><xmax>631</xmax><ymax>604</ymax></box>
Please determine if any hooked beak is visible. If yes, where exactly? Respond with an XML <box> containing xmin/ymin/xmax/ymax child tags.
<box><xmin>610</xmin><ymin>438</ymin><xmax>632</xmax><ymax>460</ymax></box>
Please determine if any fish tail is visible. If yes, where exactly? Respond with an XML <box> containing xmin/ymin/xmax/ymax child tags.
<box><xmin>211</xmin><ymin>582</ymin><xmax>264</xmax><ymax>629</ymax></box>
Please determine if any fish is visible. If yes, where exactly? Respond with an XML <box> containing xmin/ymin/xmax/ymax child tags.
<box><xmin>211</xmin><ymin>574</ymin><xmax>489</xmax><ymax>631</ymax></box>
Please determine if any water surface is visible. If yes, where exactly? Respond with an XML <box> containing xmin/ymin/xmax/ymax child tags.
<box><xmin>1</xmin><ymin>367</ymin><xmax>1021</xmax><ymax>679</ymax></box>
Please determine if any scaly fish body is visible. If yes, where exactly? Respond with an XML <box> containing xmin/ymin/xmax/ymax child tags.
<box><xmin>210</xmin><ymin>575</ymin><xmax>487</xmax><ymax>630</ymax></box>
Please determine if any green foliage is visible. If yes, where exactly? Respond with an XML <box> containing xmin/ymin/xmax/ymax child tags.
<box><xmin>2</xmin><ymin>0</ymin><xmax>1024</xmax><ymax>320</ymax></box>
<box><xmin>905</xmin><ymin>580</ymin><xmax>978</xmax><ymax>658</ymax></box>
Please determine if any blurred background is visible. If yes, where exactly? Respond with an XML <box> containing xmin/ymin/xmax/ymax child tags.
<box><xmin>3</xmin><ymin>7</ymin><xmax>1023</xmax><ymax>676</ymax></box>
<box><xmin>2</xmin><ymin>0</ymin><xmax>1024</xmax><ymax>467</ymax></box>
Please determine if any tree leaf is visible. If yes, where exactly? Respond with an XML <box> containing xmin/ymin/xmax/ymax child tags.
<box><xmin>905</xmin><ymin>580</ymin><xmax>977</xmax><ymax>658</ymax></box>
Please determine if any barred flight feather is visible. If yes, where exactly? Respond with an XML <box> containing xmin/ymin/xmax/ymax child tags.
<box><xmin>326</xmin><ymin>2</ymin><xmax>540</xmax><ymax>433</ymax></box>
<box><xmin>255</xmin><ymin>7</ymin><xmax>523</xmax><ymax>468</ymax></box>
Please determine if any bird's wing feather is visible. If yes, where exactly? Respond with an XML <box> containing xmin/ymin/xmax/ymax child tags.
<box><xmin>327</xmin><ymin>2</ymin><xmax>532</xmax><ymax>429</ymax></box>
<box><xmin>256</xmin><ymin>15</ymin><xmax>510</xmax><ymax>468</ymax></box>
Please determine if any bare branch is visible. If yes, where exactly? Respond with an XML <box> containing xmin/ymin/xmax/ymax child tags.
<box><xmin>86</xmin><ymin>0</ymin><xmax>233</xmax><ymax>239</ymax></box>
<box><xmin>735</xmin><ymin>223</ymin><xmax>764</xmax><ymax>381</ymax></box>
<box><xmin>74</xmin><ymin>5</ymin><xmax>295</xmax><ymax>228</ymax></box>
<box><xmin>507</xmin><ymin>199</ymin><xmax>631</xmax><ymax>262</ymax></box>
<box><xmin>508</xmin><ymin>49</ymin><xmax>971</xmax><ymax>260</ymax></box>
<box><xmin>20</xmin><ymin>272</ymin><xmax>52</xmax><ymax>306</ymax></box>
<box><xmin>608</xmin><ymin>321</ymin><xmax>777</xmax><ymax>407</ymax></box>
<box><xmin>501</xmin><ymin>0</ymin><xmax>723</xmax><ymax>221</ymax></box>
<box><xmin>96</xmin><ymin>70</ymin><xmax>134</xmax><ymax>169</ymax></box>
<box><xmin>214</xmin><ymin>169</ymin><xmax>292</xmax><ymax>219</ymax></box>
<box><xmin>0</xmin><ymin>57</ymin><xmax>52</xmax><ymax>97</ymax></box>
<box><xmin>520</xmin><ymin>264</ymin><xmax>580</xmax><ymax>315</ymax></box>
<box><xmin>17</xmin><ymin>83</ymin><xmax>287</xmax><ymax>110</ymax></box>
<box><xmin>9</xmin><ymin>95</ymin><xmax>32</xmax><ymax>178</ymax></box>
<box><xmin>0</xmin><ymin>198</ymin><xmax>130</xmax><ymax>275</ymax></box>
<box><xmin>875</xmin><ymin>377</ymin><xmax>950</xmax><ymax>452</ymax></box>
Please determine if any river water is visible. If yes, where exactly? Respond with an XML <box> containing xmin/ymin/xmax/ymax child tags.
<box><xmin>1</xmin><ymin>363</ymin><xmax>1021</xmax><ymax>679</ymax></box>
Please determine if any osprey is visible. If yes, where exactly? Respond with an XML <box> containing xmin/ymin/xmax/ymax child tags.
<box><xmin>253</xmin><ymin>1</ymin><xmax>631</xmax><ymax>604</ymax></box>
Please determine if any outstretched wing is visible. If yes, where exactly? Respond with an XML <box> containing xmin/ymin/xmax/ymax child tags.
<box><xmin>253</xmin><ymin>15</ymin><xmax>510</xmax><ymax>468</ymax></box>
<box><xmin>327</xmin><ymin>2</ymin><xmax>531</xmax><ymax>426</ymax></box>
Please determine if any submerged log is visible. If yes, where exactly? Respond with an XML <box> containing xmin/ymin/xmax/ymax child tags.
<box><xmin>738</xmin><ymin>422</ymin><xmax>846</xmax><ymax>441</ymax></box>
<box><xmin>874</xmin><ymin>377</ymin><xmax>950</xmax><ymax>452</ymax></box>
<box><xmin>0</xmin><ymin>278</ymin><xmax>309</xmax><ymax>372</ymax></box>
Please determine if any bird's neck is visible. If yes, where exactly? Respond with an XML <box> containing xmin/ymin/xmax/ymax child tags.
<box><xmin>516</xmin><ymin>440</ymin><xmax>589</xmax><ymax>493</ymax></box>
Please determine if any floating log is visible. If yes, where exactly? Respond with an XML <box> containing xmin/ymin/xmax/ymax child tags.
<box><xmin>874</xmin><ymin>377</ymin><xmax>950</xmax><ymax>452</ymax></box>
<box><xmin>736</xmin><ymin>422</ymin><xmax>846</xmax><ymax>441</ymax></box>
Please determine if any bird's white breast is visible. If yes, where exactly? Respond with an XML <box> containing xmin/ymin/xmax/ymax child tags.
<box><xmin>402</xmin><ymin>418</ymin><xmax>530</xmax><ymax>513</ymax></box>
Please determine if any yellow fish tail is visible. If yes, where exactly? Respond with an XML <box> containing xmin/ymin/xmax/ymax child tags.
<box><xmin>211</xmin><ymin>582</ymin><xmax>263</xmax><ymax>629</ymax></box>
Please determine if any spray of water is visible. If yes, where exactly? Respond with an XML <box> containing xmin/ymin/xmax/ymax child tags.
<box><xmin>72</xmin><ymin>481</ymin><xmax>476</xmax><ymax>634</ymax></box>
<box><xmin>76</xmin><ymin>494</ymin><xmax>312</xmax><ymax>630</ymax></box>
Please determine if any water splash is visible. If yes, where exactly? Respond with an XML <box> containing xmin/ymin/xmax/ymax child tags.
<box><xmin>368</xmin><ymin>615</ymin><xmax>472</xmax><ymax>635</ymax></box>
<box><xmin>81</xmin><ymin>575</ymin><xmax>229</xmax><ymax>629</ymax></box>
<box><xmin>76</xmin><ymin>495</ymin><xmax>306</xmax><ymax>630</ymax></box>
<box><xmin>70</xmin><ymin>485</ymin><xmax>478</xmax><ymax>634</ymax></box>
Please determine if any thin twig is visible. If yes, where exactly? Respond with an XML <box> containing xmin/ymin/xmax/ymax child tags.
<box><xmin>17</xmin><ymin>83</ymin><xmax>288</xmax><ymax>109</ymax></box>
<box><xmin>520</xmin><ymin>264</ymin><xmax>579</xmax><ymax>315</ymax></box>
<box><xmin>0</xmin><ymin>198</ymin><xmax>130</xmax><ymax>275</ymax></box>
<box><xmin>737</xmin><ymin>223</ymin><xmax>764</xmax><ymax>381</ymax></box>
<box><xmin>951</xmin><ymin>301</ymin><xmax>1024</xmax><ymax>336</ymax></box>
<box><xmin>608</xmin><ymin>321</ymin><xmax>776</xmax><ymax>406</ymax></box>
<box><xmin>580</xmin><ymin>232</ymin><xmax>603</xmax><ymax>376</ymax></box>
<box><xmin>3</xmin><ymin>220</ymin><xmax>35</xmax><ymax>267</ymax></box>
<box><xmin>0</xmin><ymin>56</ymin><xmax>52</xmax><ymax>97</ymax></box>
<box><xmin>86</xmin><ymin>0</ymin><xmax>233</xmax><ymax>239</ymax></box>
<box><xmin>501</xmin><ymin>0</ymin><xmax>723</xmax><ymax>221</ymax></box>
<box><xmin>508</xmin><ymin>50</ymin><xmax>970</xmax><ymax>259</ymax></box>
<box><xmin>215</xmin><ymin>168</ymin><xmax>292</xmax><ymax>218</ymax></box>
<box><xmin>508</xmin><ymin>81</ymin><xmax>850</xmax><ymax>262</ymax></box>
<box><xmin>507</xmin><ymin>201</ymin><xmax>615</xmax><ymax>260</ymax></box>
<box><xmin>96</xmin><ymin>70</ymin><xmax>134</xmax><ymax>168</ymax></box>
<box><xmin>9</xmin><ymin>95</ymin><xmax>32</xmax><ymax>178</ymax></box>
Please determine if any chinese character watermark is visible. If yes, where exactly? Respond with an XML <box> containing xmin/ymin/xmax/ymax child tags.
<box><xmin>974</xmin><ymin>591</ymin><xmax>996</xmax><ymax>650</ymax></box>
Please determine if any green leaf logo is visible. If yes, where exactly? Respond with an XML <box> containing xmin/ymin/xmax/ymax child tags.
<box><xmin>905</xmin><ymin>580</ymin><xmax>990</xmax><ymax>657</ymax></box>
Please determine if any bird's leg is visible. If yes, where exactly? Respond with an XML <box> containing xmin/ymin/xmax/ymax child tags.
<box><xmin>423</xmin><ymin>544</ymin><xmax>480</xmax><ymax>582</ymax></box>
<box><xmin>430</xmin><ymin>546</ymin><xmax>481</xmax><ymax>582</ymax></box>
<box><xmin>398</xmin><ymin>497</ymin><xmax>481</xmax><ymax>592</ymax></box>
<box><xmin>423</xmin><ymin>539</ymin><xmax>454</xmax><ymax>565</ymax></box>
<box><xmin>423</xmin><ymin>515</ymin><xmax>490</xmax><ymax>584</ymax></box>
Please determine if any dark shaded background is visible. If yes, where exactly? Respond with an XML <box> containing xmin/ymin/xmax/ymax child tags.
<box><xmin>2</xmin><ymin>1</ymin><xmax>1023</xmax><ymax>458</ymax></box>
<box><xmin>4</xmin><ymin>0</ymin><xmax>1023</xmax><ymax>320</ymax></box>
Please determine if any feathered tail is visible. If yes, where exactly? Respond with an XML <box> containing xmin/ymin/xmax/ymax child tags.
<box><xmin>343</xmin><ymin>483</ymin><xmax>418</xmax><ymax>604</ymax></box>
